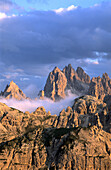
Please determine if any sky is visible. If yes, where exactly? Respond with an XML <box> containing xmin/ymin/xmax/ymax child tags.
<box><xmin>0</xmin><ymin>0</ymin><xmax>111</xmax><ymax>98</ymax></box>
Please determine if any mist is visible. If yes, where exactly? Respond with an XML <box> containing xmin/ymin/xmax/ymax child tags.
<box><xmin>0</xmin><ymin>93</ymin><xmax>78</xmax><ymax>115</ymax></box>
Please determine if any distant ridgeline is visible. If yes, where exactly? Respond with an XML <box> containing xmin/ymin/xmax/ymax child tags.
<box><xmin>0</xmin><ymin>81</ymin><xmax>27</xmax><ymax>100</ymax></box>
<box><xmin>39</xmin><ymin>64</ymin><xmax>111</xmax><ymax>101</ymax></box>
<box><xmin>0</xmin><ymin>64</ymin><xmax>111</xmax><ymax>102</ymax></box>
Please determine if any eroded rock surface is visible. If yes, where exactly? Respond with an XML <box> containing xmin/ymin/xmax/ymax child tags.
<box><xmin>42</xmin><ymin>64</ymin><xmax>90</xmax><ymax>101</ymax></box>
<box><xmin>88</xmin><ymin>73</ymin><xmax>111</xmax><ymax>100</ymax></box>
<box><xmin>0</xmin><ymin>95</ymin><xmax>111</xmax><ymax>169</ymax></box>
<box><xmin>0</xmin><ymin>81</ymin><xmax>27</xmax><ymax>100</ymax></box>
<box><xmin>44</xmin><ymin>67</ymin><xmax>67</xmax><ymax>101</ymax></box>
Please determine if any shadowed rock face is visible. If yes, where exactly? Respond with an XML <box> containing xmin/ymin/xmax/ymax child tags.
<box><xmin>63</xmin><ymin>64</ymin><xmax>79</xmax><ymax>88</ymax></box>
<box><xmin>76</xmin><ymin>67</ymin><xmax>90</xmax><ymax>84</ymax></box>
<box><xmin>88</xmin><ymin>73</ymin><xmax>111</xmax><ymax>100</ymax></box>
<box><xmin>0</xmin><ymin>81</ymin><xmax>27</xmax><ymax>100</ymax></box>
<box><xmin>0</xmin><ymin>95</ymin><xmax>110</xmax><ymax>169</ymax></box>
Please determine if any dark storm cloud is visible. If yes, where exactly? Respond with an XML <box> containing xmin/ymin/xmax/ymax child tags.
<box><xmin>0</xmin><ymin>2</ymin><xmax>111</xmax><ymax>76</ymax></box>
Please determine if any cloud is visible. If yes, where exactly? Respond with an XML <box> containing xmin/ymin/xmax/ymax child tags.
<box><xmin>0</xmin><ymin>0</ymin><xmax>17</xmax><ymax>12</ymax></box>
<box><xmin>0</xmin><ymin>12</ymin><xmax>16</xmax><ymax>19</ymax></box>
<box><xmin>0</xmin><ymin>2</ymin><xmax>111</xmax><ymax>78</ymax></box>
<box><xmin>54</xmin><ymin>5</ymin><xmax>77</xmax><ymax>14</ymax></box>
<box><xmin>84</xmin><ymin>58</ymin><xmax>99</xmax><ymax>65</ymax></box>
<box><xmin>0</xmin><ymin>12</ymin><xmax>7</xmax><ymax>19</ymax></box>
<box><xmin>0</xmin><ymin>92</ymin><xmax>78</xmax><ymax>115</ymax></box>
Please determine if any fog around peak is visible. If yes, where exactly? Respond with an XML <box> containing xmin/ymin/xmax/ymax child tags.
<box><xmin>0</xmin><ymin>92</ymin><xmax>78</xmax><ymax>115</ymax></box>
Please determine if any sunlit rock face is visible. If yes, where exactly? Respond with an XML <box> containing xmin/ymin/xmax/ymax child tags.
<box><xmin>44</xmin><ymin>67</ymin><xmax>67</xmax><ymax>101</ymax></box>
<box><xmin>88</xmin><ymin>73</ymin><xmax>111</xmax><ymax>100</ymax></box>
<box><xmin>0</xmin><ymin>94</ymin><xmax>111</xmax><ymax>169</ymax></box>
<box><xmin>40</xmin><ymin>64</ymin><xmax>111</xmax><ymax>102</ymax></box>
<box><xmin>43</xmin><ymin>64</ymin><xmax>90</xmax><ymax>101</ymax></box>
<box><xmin>0</xmin><ymin>81</ymin><xmax>27</xmax><ymax>100</ymax></box>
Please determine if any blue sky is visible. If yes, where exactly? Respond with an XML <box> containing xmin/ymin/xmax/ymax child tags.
<box><xmin>14</xmin><ymin>0</ymin><xmax>111</xmax><ymax>11</ymax></box>
<box><xmin>0</xmin><ymin>0</ymin><xmax>111</xmax><ymax>98</ymax></box>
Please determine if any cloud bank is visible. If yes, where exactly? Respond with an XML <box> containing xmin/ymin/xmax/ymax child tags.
<box><xmin>0</xmin><ymin>93</ymin><xmax>78</xmax><ymax>115</ymax></box>
<box><xmin>0</xmin><ymin>2</ymin><xmax>111</xmax><ymax>78</ymax></box>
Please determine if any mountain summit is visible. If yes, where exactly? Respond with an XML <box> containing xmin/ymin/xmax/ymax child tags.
<box><xmin>0</xmin><ymin>81</ymin><xmax>27</xmax><ymax>100</ymax></box>
<box><xmin>44</xmin><ymin>66</ymin><xmax>67</xmax><ymax>101</ymax></box>
<box><xmin>40</xmin><ymin>64</ymin><xmax>90</xmax><ymax>101</ymax></box>
<box><xmin>40</xmin><ymin>64</ymin><xmax>111</xmax><ymax>101</ymax></box>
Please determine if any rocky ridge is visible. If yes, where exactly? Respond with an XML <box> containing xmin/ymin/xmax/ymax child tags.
<box><xmin>44</xmin><ymin>67</ymin><xmax>67</xmax><ymax>101</ymax></box>
<box><xmin>88</xmin><ymin>73</ymin><xmax>111</xmax><ymax>100</ymax></box>
<box><xmin>40</xmin><ymin>64</ymin><xmax>111</xmax><ymax>102</ymax></box>
<box><xmin>0</xmin><ymin>64</ymin><xmax>110</xmax><ymax>102</ymax></box>
<box><xmin>41</xmin><ymin>64</ymin><xmax>91</xmax><ymax>101</ymax></box>
<box><xmin>0</xmin><ymin>95</ymin><xmax>110</xmax><ymax>169</ymax></box>
<box><xmin>0</xmin><ymin>81</ymin><xmax>27</xmax><ymax>100</ymax></box>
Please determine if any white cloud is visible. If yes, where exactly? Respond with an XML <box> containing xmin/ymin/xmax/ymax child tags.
<box><xmin>0</xmin><ymin>92</ymin><xmax>78</xmax><ymax>115</ymax></box>
<box><xmin>67</xmin><ymin>5</ymin><xmax>77</xmax><ymax>11</ymax></box>
<box><xmin>0</xmin><ymin>12</ymin><xmax>17</xmax><ymax>20</ymax></box>
<box><xmin>54</xmin><ymin>5</ymin><xmax>77</xmax><ymax>14</ymax></box>
<box><xmin>0</xmin><ymin>12</ymin><xmax>7</xmax><ymax>19</ymax></box>
<box><xmin>85</xmin><ymin>58</ymin><xmax>99</xmax><ymax>65</ymax></box>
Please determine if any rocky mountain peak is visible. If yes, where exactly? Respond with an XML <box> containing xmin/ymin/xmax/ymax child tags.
<box><xmin>63</xmin><ymin>64</ymin><xmax>79</xmax><ymax>88</ymax></box>
<box><xmin>40</xmin><ymin>64</ymin><xmax>111</xmax><ymax>101</ymax></box>
<box><xmin>40</xmin><ymin>64</ymin><xmax>91</xmax><ymax>101</ymax></box>
<box><xmin>44</xmin><ymin>67</ymin><xmax>67</xmax><ymax>101</ymax></box>
<box><xmin>53</xmin><ymin>66</ymin><xmax>60</xmax><ymax>73</ymax></box>
<box><xmin>88</xmin><ymin>73</ymin><xmax>111</xmax><ymax>100</ymax></box>
<box><xmin>76</xmin><ymin>67</ymin><xmax>90</xmax><ymax>84</ymax></box>
<box><xmin>10</xmin><ymin>80</ymin><xmax>16</xmax><ymax>86</ymax></box>
<box><xmin>102</xmin><ymin>72</ymin><xmax>110</xmax><ymax>80</ymax></box>
<box><xmin>0</xmin><ymin>81</ymin><xmax>27</xmax><ymax>100</ymax></box>
<box><xmin>5</xmin><ymin>81</ymin><xmax>19</xmax><ymax>92</ymax></box>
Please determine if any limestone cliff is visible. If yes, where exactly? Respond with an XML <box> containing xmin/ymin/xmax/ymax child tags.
<box><xmin>42</xmin><ymin>64</ymin><xmax>90</xmax><ymax>101</ymax></box>
<box><xmin>40</xmin><ymin>64</ymin><xmax>111</xmax><ymax>102</ymax></box>
<box><xmin>0</xmin><ymin>81</ymin><xmax>27</xmax><ymax>100</ymax></box>
<box><xmin>76</xmin><ymin>67</ymin><xmax>90</xmax><ymax>84</ymax></box>
<box><xmin>44</xmin><ymin>67</ymin><xmax>67</xmax><ymax>101</ymax></box>
<box><xmin>0</xmin><ymin>95</ymin><xmax>110</xmax><ymax>169</ymax></box>
<box><xmin>88</xmin><ymin>73</ymin><xmax>111</xmax><ymax>100</ymax></box>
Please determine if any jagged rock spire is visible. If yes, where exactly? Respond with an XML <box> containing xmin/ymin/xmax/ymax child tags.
<box><xmin>0</xmin><ymin>81</ymin><xmax>27</xmax><ymax>100</ymax></box>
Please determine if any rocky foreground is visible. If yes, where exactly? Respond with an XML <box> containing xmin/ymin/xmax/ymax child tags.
<box><xmin>0</xmin><ymin>95</ymin><xmax>111</xmax><ymax>169</ymax></box>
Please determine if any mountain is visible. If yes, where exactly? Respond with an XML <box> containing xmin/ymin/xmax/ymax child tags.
<box><xmin>40</xmin><ymin>64</ymin><xmax>111</xmax><ymax>102</ymax></box>
<box><xmin>0</xmin><ymin>81</ymin><xmax>27</xmax><ymax>100</ymax></box>
<box><xmin>40</xmin><ymin>64</ymin><xmax>91</xmax><ymax>101</ymax></box>
<box><xmin>44</xmin><ymin>67</ymin><xmax>67</xmax><ymax>101</ymax></box>
<box><xmin>88</xmin><ymin>73</ymin><xmax>111</xmax><ymax>100</ymax></box>
<box><xmin>0</xmin><ymin>95</ymin><xmax>110</xmax><ymax>169</ymax></box>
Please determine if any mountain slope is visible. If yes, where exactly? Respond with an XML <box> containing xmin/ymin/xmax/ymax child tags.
<box><xmin>0</xmin><ymin>95</ymin><xmax>110</xmax><ymax>169</ymax></box>
<box><xmin>0</xmin><ymin>81</ymin><xmax>27</xmax><ymax>100</ymax></box>
<box><xmin>40</xmin><ymin>64</ymin><xmax>111</xmax><ymax>102</ymax></box>
<box><xmin>40</xmin><ymin>64</ymin><xmax>90</xmax><ymax>101</ymax></box>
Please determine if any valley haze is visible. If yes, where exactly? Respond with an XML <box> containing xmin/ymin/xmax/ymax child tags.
<box><xmin>0</xmin><ymin>93</ymin><xmax>78</xmax><ymax>115</ymax></box>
